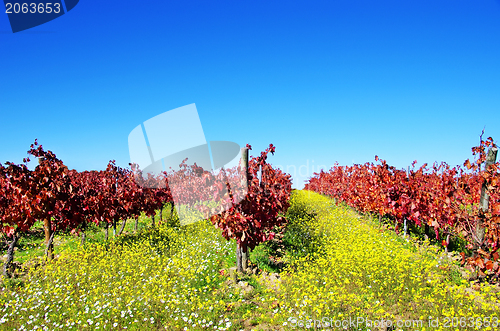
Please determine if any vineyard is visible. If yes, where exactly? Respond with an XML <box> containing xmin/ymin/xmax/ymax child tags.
<box><xmin>0</xmin><ymin>141</ymin><xmax>291</xmax><ymax>276</ymax></box>
<box><xmin>305</xmin><ymin>136</ymin><xmax>500</xmax><ymax>283</ymax></box>
<box><xmin>1</xmin><ymin>139</ymin><xmax>500</xmax><ymax>330</ymax></box>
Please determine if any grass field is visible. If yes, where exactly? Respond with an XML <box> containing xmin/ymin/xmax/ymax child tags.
<box><xmin>1</xmin><ymin>191</ymin><xmax>499</xmax><ymax>331</ymax></box>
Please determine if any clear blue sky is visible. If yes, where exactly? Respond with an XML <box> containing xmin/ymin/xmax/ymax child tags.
<box><xmin>1</xmin><ymin>0</ymin><xmax>500</xmax><ymax>189</ymax></box>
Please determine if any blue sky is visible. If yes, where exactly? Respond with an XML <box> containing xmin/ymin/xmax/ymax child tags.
<box><xmin>1</xmin><ymin>0</ymin><xmax>500</xmax><ymax>189</ymax></box>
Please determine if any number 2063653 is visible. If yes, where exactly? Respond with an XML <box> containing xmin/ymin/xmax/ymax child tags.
<box><xmin>5</xmin><ymin>3</ymin><xmax>61</xmax><ymax>14</ymax></box>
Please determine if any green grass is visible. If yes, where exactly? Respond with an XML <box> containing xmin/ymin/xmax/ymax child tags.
<box><xmin>4</xmin><ymin>204</ymin><xmax>177</xmax><ymax>266</ymax></box>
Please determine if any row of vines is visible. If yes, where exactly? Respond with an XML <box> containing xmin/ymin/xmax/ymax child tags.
<box><xmin>0</xmin><ymin>140</ymin><xmax>292</xmax><ymax>277</ymax></box>
<box><xmin>305</xmin><ymin>135</ymin><xmax>500</xmax><ymax>282</ymax></box>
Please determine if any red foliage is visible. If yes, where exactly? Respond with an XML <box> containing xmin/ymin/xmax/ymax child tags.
<box><xmin>1</xmin><ymin>141</ymin><xmax>291</xmax><ymax>261</ymax></box>
<box><xmin>209</xmin><ymin>144</ymin><xmax>292</xmax><ymax>251</ymax></box>
<box><xmin>305</xmin><ymin>137</ymin><xmax>500</xmax><ymax>281</ymax></box>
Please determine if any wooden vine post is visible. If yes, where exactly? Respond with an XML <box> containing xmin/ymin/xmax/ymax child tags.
<box><xmin>404</xmin><ymin>166</ymin><xmax>409</xmax><ymax>239</ymax></box>
<box><xmin>80</xmin><ymin>223</ymin><xmax>86</xmax><ymax>246</ymax></box>
<box><xmin>44</xmin><ymin>217</ymin><xmax>54</xmax><ymax>260</ymax></box>
<box><xmin>236</xmin><ymin>147</ymin><xmax>249</xmax><ymax>273</ymax></box>
<box><xmin>476</xmin><ymin>146</ymin><xmax>498</xmax><ymax>247</ymax></box>
<box><xmin>39</xmin><ymin>156</ymin><xmax>54</xmax><ymax>260</ymax></box>
<box><xmin>3</xmin><ymin>233</ymin><xmax>19</xmax><ymax>278</ymax></box>
<box><xmin>118</xmin><ymin>218</ymin><xmax>127</xmax><ymax>236</ymax></box>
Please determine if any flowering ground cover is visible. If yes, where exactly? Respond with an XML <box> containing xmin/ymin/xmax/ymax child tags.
<box><xmin>1</xmin><ymin>190</ymin><xmax>500</xmax><ymax>330</ymax></box>
<box><xmin>274</xmin><ymin>191</ymin><xmax>500</xmax><ymax>330</ymax></box>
